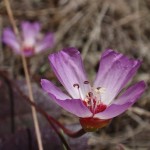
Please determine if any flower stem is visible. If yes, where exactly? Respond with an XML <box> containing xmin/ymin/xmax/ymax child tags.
<box><xmin>47</xmin><ymin>116</ymin><xmax>86</xmax><ymax>138</ymax></box>
<box><xmin>4</xmin><ymin>1</ymin><xmax>43</xmax><ymax>149</ymax></box>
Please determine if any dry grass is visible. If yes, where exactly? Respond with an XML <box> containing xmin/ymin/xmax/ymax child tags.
<box><xmin>0</xmin><ymin>0</ymin><xmax>150</xmax><ymax>149</ymax></box>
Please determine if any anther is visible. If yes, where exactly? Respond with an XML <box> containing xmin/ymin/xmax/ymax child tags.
<box><xmin>84</xmin><ymin>81</ymin><xmax>89</xmax><ymax>84</ymax></box>
<box><xmin>73</xmin><ymin>84</ymin><xmax>79</xmax><ymax>88</ymax></box>
<box><xmin>88</xmin><ymin>92</ymin><xmax>93</xmax><ymax>97</ymax></box>
<box><xmin>95</xmin><ymin>87</ymin><xmax>106</xmax><ymax>94</ymax></box>
<box><xmin>97</xmin><ymin>87</ymin><xmax>101</xmax><ymax>90</ymax></box>
<box><xmin>95</xmin><ymin>87</ymin><xmax>101</xmax><ymax>93</ymax></box>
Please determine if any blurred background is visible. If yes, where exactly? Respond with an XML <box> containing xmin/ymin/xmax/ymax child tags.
<box><xmin>0</xmin><ymin>0</ymin><xmax>150</xmax><ymax>149</ymax></box>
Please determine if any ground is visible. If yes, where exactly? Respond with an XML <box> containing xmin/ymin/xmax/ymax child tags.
<box><xmin>0</xmin><ymin>0</ymin><xmax>150</xmax><ymax>150</ymax></box>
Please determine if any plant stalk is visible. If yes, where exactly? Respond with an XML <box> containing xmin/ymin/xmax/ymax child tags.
<box><xmin>4</xmin><ymin>0</ymin><xmax>43</xmax><ymax>149</ymax></box>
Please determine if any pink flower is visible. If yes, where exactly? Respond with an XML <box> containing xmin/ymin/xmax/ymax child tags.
<box><xmin>2</xmin><ymin>21</ymin><xmax>54</xmax><ymax>57</ymax></box>
<box><xmin>41</xmin><ymin>48</ymin><xmax>146</xmax><ymax>131</ymax></box>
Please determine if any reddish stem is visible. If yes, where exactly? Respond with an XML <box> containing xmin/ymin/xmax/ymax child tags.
<box><xmin>16</xmin><ymin>85</ymin><xmax>86</xmax><ymax>138</ymax></box>
<box><xmin>47</xmin><ymin>115</ymin><xmax>86</xmax><ymax>138</ymax></box>
<box><xmin>19</xmin><ymin>90</ymin><xmax>86</xmax><ymax>138</ymax></box>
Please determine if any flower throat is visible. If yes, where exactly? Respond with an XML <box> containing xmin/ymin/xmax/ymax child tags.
<box><xmin>73</xmin><ymin>81</ymin><xmax>107</xmax><ymax>115</ymax></box>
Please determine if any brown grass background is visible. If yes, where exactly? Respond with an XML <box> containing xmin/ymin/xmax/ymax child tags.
<box><xmin>0</xmin><ymin>0</ymin><xmax>150</xmax><ymax>149</ymax></box>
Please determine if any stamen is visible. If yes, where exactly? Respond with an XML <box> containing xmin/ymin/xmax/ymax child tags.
<box><xmin>83</xmin><ymin>86</ymin><xmax>107</xmax><ymax>115</ymax></box>
<box><xmin>97</xmin><ymin>87</ymin><xmax>101</xmax><ymax>90</ymax></box>
<box><xmin>73</xmin><ymin>83</ymin><xmax>83</xmax><ymax>99</ymax></box>
<box><xmin>95</xmin><ymin>87</ymin><xmax>101</xmax><ymax>93</ymax></box>
<box><xmin>84</xmin><ymin>98</ymin><xmax>90</xmax><ymax>106</ymax></box>
<box><xmin>84</xmin><ymin>81</ymin><xmax>89</xmax><ymax>84</ymax></box>
<box><xmin>95</xmin><ymin>87</ymin><xmax>105</xmax><ymax>94</ymax></box>
<box><xmin>99</xmin><ymin>87</ymin><xmax>106</xmax><ymax>93</ymax></box>
<box><xmin>73</xmin><ymin>83</ymin><xmax>79</xmax><ymax>88</ymax></box>
<box><xmin>88</xmin><ymin>92</ymin><xmax>93</xmax><ymax>97</ymax></box>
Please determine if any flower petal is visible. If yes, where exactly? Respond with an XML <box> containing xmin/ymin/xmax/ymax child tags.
<box><xmin>94</xmin><ymin>49</ymin><xmax>141</xmax><ymax>105</ymax></box>
<box><xmin>21</xmin><ymin>21</ymin><xmax>40</xmax><ymax>47</ymax></box>
<box><xmin>41</xmin><ymin>79</ymin><xmax>70</xmax><ymax>100</ymax></box>
<box><xmin>41</xmin><ymin>79</ymin><xmax>92</xmax><ymax>117</ymax></box>
<box><xmin>49</xmin><ymin>48</ymin><xmax>89</xmax><ymax>99</ymax></box>
<box><xmin>94</xmin><ymin>81</ymin><xmax>146</xmax><ymax>119</ymax></box>
<box><xmin>35</xmin><ymin>32</ymin><xmax>54</xmax><ymax>53</ymax></box>
<box><xmin>51</xmin><ymin>97</ymin><xmax>92</xmax><ymax>118</ymax></box>
<box><xmin>2</xmin><ymin>28</ymin><xmax>20</xmax><ymax>54</ymax></box>
<box><xmin>94</xmin><ymin>103</ymin><xmax>131</xmax><ymax>119</ymax></box>
<box><xmin>113</xmin><ymin>81</ymin><xmax>147</xmax><ymax>105</ymax></box>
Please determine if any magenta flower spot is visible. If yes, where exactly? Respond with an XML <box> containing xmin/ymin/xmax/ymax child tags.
<box><xmin>2</xmin><ymin>21</ymin><xmax>54</xmax><ymax>57</ymax></box>
<box><xmin>41</xmin><ymin>48</ymin><xmax>146</xmax><ymax>131</ymax></box>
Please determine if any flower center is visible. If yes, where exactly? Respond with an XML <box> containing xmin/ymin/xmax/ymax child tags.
<box><xmin>23</xmin><ymin>47</ymin><xmax>34</xmax><ymax>52</ymax></box>
<box><xmin>73</xmin><ymin>81</ymin><xmax>107</xmax><ymax>115</ymax></box>
<box><xmin>83</xmin><ymin>88</ymin><xmax>107</xmax><ymax>115</ymax></box>
<box><xmin>23</xmin><ymin>46</ymin><xmax>35</xmax><ymax>56</ymax></box>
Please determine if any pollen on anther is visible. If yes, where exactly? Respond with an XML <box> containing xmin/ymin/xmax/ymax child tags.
<box><xmin>84</xmin><ymin>81</ymin><xmax>89</xmax><ymax>84</ymax></box>
<box><xmin>73</xmin><ymin>83</ymin><xmax>79</xmax><ymax>88</ymax></box>
<box><xmin>97</xmin><ymin>87</ymin><xmax>101</xmax><ymax>90</ymax></box>
<box><xmin>95</xmin><ymin>87</ymin><xmax>101</xmax><ymax>93</ymax></box>
<box><xmin>88</xmin><ymin>92</ymin><xmax>93</xmax><ymax>97</ymax></box>
<box><xmin>95</xmin><ymin>87</ymin><xmax>105</xmax><ymax>94</ymax></box>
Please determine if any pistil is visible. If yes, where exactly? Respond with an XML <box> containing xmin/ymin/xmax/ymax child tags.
<box><xmin>73</xmin><ymin>81</ymin><xmax>107</xmax><ymax>115</ymax></box>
